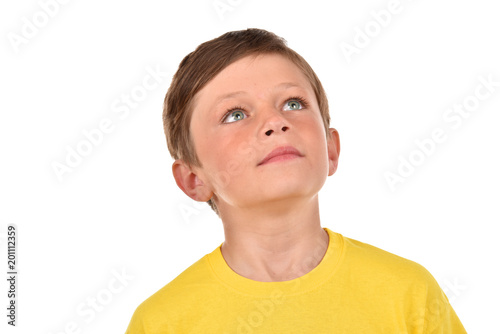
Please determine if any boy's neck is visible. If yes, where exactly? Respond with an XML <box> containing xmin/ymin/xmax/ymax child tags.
<box><xmin>219</xmin><ymin>196</ymin><xmax>329</xmax><ymax>282</ymax></box>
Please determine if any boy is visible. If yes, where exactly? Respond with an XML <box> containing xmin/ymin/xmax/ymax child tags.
<box><xmin>125</xmin><ymin>28</ymin><xmax>466</xmax><ymax>333</ymax></box>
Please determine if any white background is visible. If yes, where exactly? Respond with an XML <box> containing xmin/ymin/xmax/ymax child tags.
<box><xmin>1</xmin><ymin>0</ymin><xmax>499</xmax><ymax>333</ymax></box>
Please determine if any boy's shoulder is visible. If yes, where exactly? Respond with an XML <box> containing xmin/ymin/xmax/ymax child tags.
<box><xmin>337</xmin><ymin>232</ymin><xmax>465</xmax><ymax>332</ymax></box>
<box><xmin>140</xmin><ymin>251</ymin><xmax>214</xmax><ymax>306</ymax></box>
<box><xmin>339</xmin><ymin>232</ymin><xmax>443</xmax><ymax>293</ymax></box>
<box><xmin>128</xmin><ymin>247</ymin><xmax>219</xmax><ymax>330</ymax></box>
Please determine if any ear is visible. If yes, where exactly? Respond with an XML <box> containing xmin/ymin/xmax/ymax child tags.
<box><xmin>327</xmin><ymin>128</ymin><xmax>340</xmax><ymax>176</ymax></box>
<box><xmin>172</xmin><ymin>159</ymin><xmax>213</xmax><ymax>202</ymax></box>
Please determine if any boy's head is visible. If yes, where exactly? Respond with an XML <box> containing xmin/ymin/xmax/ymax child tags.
<box><xmin>163</xmin><ymin>28</ymin><xmax>339</xmax><ymax>217</ymax></box>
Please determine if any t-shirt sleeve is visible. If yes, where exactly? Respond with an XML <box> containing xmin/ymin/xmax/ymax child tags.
<box><xmin>419</xmin><ymin>272</ymin><xmax>467</xmax><ymax>333</ymax></box>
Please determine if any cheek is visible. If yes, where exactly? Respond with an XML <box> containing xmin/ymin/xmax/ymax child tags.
<box><xmin>212</xmin><ymin>139</ymin><xmax>260</xmax><ymax>193</ymax></box>
<box><xmin>304</xmin><ymin>118</ymin><xmax>329</xmax><ymax>159</ymax></box>
<box><xmin>197</xmin><ymin>138</ymin><xmax>240</xmax><ymax>186</ymax></box>
<box><xmin>300</xmin><ymin>114</ymin><xmax>325</xmax><ymax>139</ymax></box>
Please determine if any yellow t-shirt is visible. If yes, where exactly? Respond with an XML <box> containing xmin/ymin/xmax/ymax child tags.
<box><xmin>125</xmin><ymin>227</ymin><xmax>466</xmax><ymax>333</ymax></box>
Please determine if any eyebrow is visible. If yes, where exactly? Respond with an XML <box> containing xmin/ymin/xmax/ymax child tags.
<box><xmin>213</xmin><ymin>82</ymin><xmax>303</xmax><ymax>107</ymax></box>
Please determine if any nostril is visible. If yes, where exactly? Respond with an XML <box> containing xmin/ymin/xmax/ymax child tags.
<box><xmin>265</xmin><ymin>126</ymin><xmax>288</xmax><ymax>136</ymax></box>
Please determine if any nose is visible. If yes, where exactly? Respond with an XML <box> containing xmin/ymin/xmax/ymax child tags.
<box><xmin>259</xmin><ymin>106</ymin><xmax>291</xmax><ymax>137</ymax></box>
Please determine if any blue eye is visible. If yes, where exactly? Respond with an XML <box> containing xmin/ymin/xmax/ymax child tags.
<box><xmin>284</xmin><ymin>99</ymin><xmax>303</xmax><ymax>110</ymax></box>
<box><xmin>222</xmin><ymin>109</ymin><xmax>246</xmax><ymax>123</ymax></box>
<box><xmin>221</xmin><ymin>97</ymin><xmax>308</xmax><ymax>124</ymax></box>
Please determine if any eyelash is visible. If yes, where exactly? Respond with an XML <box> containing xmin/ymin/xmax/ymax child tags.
<box><xmin>221</xmin><ymin>96</ymin><xmax>309</xmax><ymax>123</ymax></box>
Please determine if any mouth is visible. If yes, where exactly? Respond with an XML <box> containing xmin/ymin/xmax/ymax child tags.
<box><xmin>257</xmin><ymin>146</ymin><xmax>303</xmax><ymax>166</ymax></box>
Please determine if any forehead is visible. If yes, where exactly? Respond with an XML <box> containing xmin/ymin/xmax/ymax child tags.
<box><xmin>193</xmin><ymin>53</ymin><xmax>313</xmax><ymax>104</ymax></box>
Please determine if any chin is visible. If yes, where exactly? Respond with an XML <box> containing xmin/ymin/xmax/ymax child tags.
<box><xmin>258</xmin><ymin>183</ymin><xmax>319</xmax><ymax>200</ymax></box>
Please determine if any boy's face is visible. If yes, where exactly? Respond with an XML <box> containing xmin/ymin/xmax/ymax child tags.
<box><xmin>175</xmin><ymin>53</ymin><xmax>339</xmax><ymax>211</ymax></box>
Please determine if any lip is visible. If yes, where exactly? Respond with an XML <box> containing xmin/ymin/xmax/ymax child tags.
<box><xmin>258</xmin><ymin>146</ymin><xmax>303</xmax><ymax>166</ymax></box>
